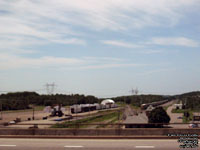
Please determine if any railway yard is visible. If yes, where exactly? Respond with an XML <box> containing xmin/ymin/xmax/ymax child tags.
<box><xmin>0</xmin><ymin>98</ymin><xmax>191</xmax><ymax>129</ymax></box>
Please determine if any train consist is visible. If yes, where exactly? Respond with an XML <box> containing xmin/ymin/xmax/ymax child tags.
<box><xmin>70</xmin><ymin>103</ymin><xmax>118</xmax><ymax>114</ymax></box>
<box><xmin>141</xmin><ymin>99</ymin><xmax>170</xmax><ymax>110</ymax></box>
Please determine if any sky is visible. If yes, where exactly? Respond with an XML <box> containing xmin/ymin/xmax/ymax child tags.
<box><xmin>0</xmin><ymin>0</ymin><xmax>200</xmax><ymax>97</ymax></box>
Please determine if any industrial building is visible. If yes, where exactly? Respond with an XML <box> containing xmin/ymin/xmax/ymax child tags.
<box><xmin>70</xmin><ymin>99</ymin><xmax>117</xmax><ymax>114</ymax></box>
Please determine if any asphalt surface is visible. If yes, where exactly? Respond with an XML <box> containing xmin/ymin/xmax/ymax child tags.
<box><xmin>166</xmin><ymin>105</ymin><xmax>190</xmax><ymax>128</ymax></box>
<box><xmin>0</xmin><ymin>138</ymin><xmax>193</xmax><ymax>150</ymax></box>
<box><xmin>123</xmin><ymin>105</ymin><xmax>148</xmax><ymax>124</ymax></box>
<box><xmin>167</xmin><ymin>105</ymin><xmax>183</xmax><ymax>123</ymax></box>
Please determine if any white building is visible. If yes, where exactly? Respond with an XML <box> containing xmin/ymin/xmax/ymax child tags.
<box><xmin>173</xmin><ymin>104</ymin><xmax>183</xmax><ymax>109</ymax></box>
<box><xmin>101</xmin><ymin>99</ymin><xmax>115</xmax><ymax>105</ymax></box>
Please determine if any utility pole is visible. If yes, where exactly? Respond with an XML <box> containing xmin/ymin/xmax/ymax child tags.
<box><xmin>0</xmin><ymin>102</ymin><xmax>2</xmax><ymax>120</ymax></box>
<box><xmin>88</xmin><ymin>104</ymin><xmax>90</xmax><ymax>116</ymax></box>
<box><xmin>118</xmin><ymin>110</ymin><xmax>120</xmax><ymax>122</ymax></box>
<box><xmin>32</xmin><ymin>106</ymin><xmax>35</xmax><ymax>120</ymax></box>
<box><xmin>118</xmin><ymin>110</ymin><xmax>121</xmax><ymax>133</ymax></box>
<box><xmin>75</xmin><ymin>98</ymin><xmax>78</xmax><ymax>121</ymax></box>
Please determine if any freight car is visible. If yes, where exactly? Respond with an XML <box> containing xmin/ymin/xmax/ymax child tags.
<box><xmin>70</xmin><ymin>103</ymin><xmax>118</xmax><ymax>114</ymax></box>
<box><xmin>141</xmin><ymin>99</ymin><xmax>170</xmax><ymax>110</ymax></box>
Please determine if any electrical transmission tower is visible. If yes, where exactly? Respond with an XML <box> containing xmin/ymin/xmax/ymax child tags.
<box><xmin>45</xmin><ymin>83</ymin><xmax>56</xmax><ymax>95</ymax></box>
<box><xmin>130</xmin><ymin>87</ymin><xmax>139</xmax><ymax>95</ymax></box>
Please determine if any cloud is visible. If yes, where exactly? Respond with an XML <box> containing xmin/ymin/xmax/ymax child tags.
<box><xmin>140</xmin><ymin>68</ymin><xmax>173</xmax><ymax>76</ymax></box>
<box><xmin>0</xmin><ymin>53</ymin><xmax>147</xmax><ymax>70</ymax></box>
<box><xmin>76</xmin><ymin>63</ymin><xmax>147</xmax><ymax>70</ymax></box>
<box><xmin>102</xmin><ymin>40</ymin><xmax>141</xmax><ymax>48</ymax></box>
<box><xmin>0</xmin><ymin>54</ymin><xmax>83</xmax><ymax>69</ymax></box>
<box><xmin>150</xmin><ymin>37</ymin><xmax>199</xmax><ymax>47</ymax></box>
<box><xmin>82</xmin><ymin>57</ymin><xmax>124</xmax><ymax>62</ymax></box>
<box><xmin>0</xmin><ymin>1</ymin><xmax>87</xmax><ymax>53</ymax></box>
<box><xmin>49</xmin><ymin>38</ymin><xmax>86</xmax><ymax>45</ymax></box>
<box><xmin>0</xmin><ymin>0</ymin><xmax>199</xmax><ymax>54</ymax></box>
<box><xmin>1</xmin><ymin>0</ymin><xmax>199</xmax><ymax>35</ymax></box>
<box><xmin>140</xmin><ymin>50</ymin><xmax>164</xmax><ymax>54</ymax></box>
<box><xmin>43</xmin><ymin>0</ymin><xmax>198</xmax><ymax>30</ymax></box>
<box><xmin>0</xmin><ymin>35</ymin><xmax>45</xmax><ymax>48</ymax></box>
<box><xmin>4</xmin><ymin>49</ymin><xmax>38</xmax><ymax>54</ymax></box>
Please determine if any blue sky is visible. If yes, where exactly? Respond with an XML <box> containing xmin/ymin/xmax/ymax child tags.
<box><xmin>0</xmin><ymin>0</ymin><xmax>200</xmax><ymax>97</ymax></box>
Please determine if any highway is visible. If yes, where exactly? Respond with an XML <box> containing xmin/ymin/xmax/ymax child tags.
<box><xmin>0</xmin><ymin>138</ymin><xmax>191</xmax><ymax>150</ymax></box>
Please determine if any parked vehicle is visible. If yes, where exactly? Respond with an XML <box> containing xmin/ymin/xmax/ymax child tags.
<box><xmin>189</xmin><ymin>123</ymin><xmax>198</xmax><ymax>128</ymax></box>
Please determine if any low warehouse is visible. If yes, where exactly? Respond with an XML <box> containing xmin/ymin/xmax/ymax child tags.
<box><xmin>70</xmin><ymin>99</ymin><xmax>117</xmax><ymax>114</ymax></box>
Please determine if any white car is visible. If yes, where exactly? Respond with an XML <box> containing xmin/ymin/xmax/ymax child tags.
<box><xmin>189</xmin><ymin>123</ymin><xmax>198</xmax><ymax>128</ymax></box>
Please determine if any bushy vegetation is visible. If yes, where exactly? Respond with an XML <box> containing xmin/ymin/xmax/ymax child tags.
<box><xmin>148</xmin><ymin>107</ymin><xmax>170</xmax><ymax>124</ymax></box>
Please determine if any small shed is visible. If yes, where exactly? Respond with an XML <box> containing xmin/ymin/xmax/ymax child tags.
<box><xmin>145</xmin><ymin>105</ymin><xmax>155</xmax><ymax>117</ymax></box>
<box><xmin>173</xmin><ymin>104</ymin><xmax>183</xmax><ymax>109</ymax></box>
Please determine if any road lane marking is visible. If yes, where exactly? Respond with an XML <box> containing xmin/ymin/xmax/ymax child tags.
<box><xmin>64</xmin><ymin>146</ymin><xmax>84</xmax><ymax>148</ymax></box>
<box><xmin>0</xmin><ymin>145</ymin><xmax>16</xmax><ymax>147</ymax></box>
<box><xmin>135</xmin><ymin>146</ymin><xmax>155</xmax><ymax>148</ymax></box>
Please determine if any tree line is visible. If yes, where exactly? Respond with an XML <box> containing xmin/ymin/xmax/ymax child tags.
<box><xmin>176</xmin><ymin>91</ymin><xmax>200</xmax><ymax>111</ymax></box>
<box><xmin>111</xmin><ymin>94</ymin><xmax>173</xmax><ymax>107</ymax></box>
<box><xmin>0</xmin><ymin>92</ymin><xmax>99</xmax><ymax>111</ymax></box>
<box><xmin>0</xmin><ymin>91</ymin><xmax>199</xmax><ymax>111</ymax></box>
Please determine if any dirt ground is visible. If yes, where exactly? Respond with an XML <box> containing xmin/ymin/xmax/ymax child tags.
<box><xmin>0</xmin><ymin>109</ymin><xmax>70</xmax><ymax>124</ymax></box>
<box><xmin>0</xmin><ymin>107</ymin><xmax>121</xmax><ymax>128</ymax></box>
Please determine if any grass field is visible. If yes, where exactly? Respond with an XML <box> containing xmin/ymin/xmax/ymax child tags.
<box><xmin>171</xmin><ymin>108</ymin><xmax>194</xmax><ymax>123</ymax></box>
<box><xmin>52</xmin><ymin>110</ymin><xmax>122</xmax><ymax>128</ymax></box>
<box><xmin>171</xmin><ymin>109</ymin><xmax>186</xmax><ymax>113</ymax></box>
<box><xmin>130</xmin><ymin>104</ymin><xmax>140</xmax><ymax>110</ymax></box>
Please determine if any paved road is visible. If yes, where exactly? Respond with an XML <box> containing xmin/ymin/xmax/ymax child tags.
<box><xmin>0</xmin><ymin>138</ymin><xmax>187</xmax><ymax>150</ymax></box>
<box><xmin>165</xmin><ymin>105</ymin><xmax>190</xmax><ymax>128</ymax></box>
<box><xmin>167</xmin><ymin>105</ymin><xmax>183</xmax><ymax>123</ymax></box>
<box><xmin>123</xmin><ymin>105</ymin><xmax>148</xmax><ymax>124</ymax></box>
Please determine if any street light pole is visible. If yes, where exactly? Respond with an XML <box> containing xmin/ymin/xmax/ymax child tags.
<box><xmin>89</xmin><ymin>104</ymin><xmax>90</xmax><ymax>116</ymax></box>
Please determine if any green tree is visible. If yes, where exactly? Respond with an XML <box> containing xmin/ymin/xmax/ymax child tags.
<box><xmin>148</xmin><ymin>107</ymin><xmax>170</xmax><ymax>124</ymax></box>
